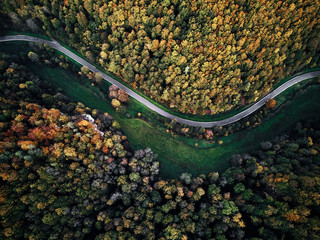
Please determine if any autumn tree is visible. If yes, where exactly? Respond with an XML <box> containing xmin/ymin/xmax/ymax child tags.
<box><xmin>266</xmin><ymin>99</ymin><xmax>277</xmax><ymax>109</ymax></box>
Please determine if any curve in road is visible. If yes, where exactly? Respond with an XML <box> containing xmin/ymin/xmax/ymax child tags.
<box><xmin>1</xmin><ymin>35</ymin><xmax>319</xmax><ymax>127</ymax></box>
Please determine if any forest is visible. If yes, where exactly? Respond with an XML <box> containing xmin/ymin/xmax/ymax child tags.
<box><xmin>1</xmin><ymin>0</ymin><xmax>320</xmax><ymax>239</ymax></box>
<box><xmin>1</xmin><ymin>49</ymin><xmax>320</xmax><ymax>240</ymax></box>
<box><xmin>1</xmin><ymin>0</ymin><xmax>320</xmax><ymax>115</ymax></box>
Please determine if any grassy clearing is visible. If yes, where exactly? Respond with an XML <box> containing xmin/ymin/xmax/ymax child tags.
<box><xmin>121</xmin><ymin>83</ymin><xmax>320</xmax><ymax>178</ymax></box>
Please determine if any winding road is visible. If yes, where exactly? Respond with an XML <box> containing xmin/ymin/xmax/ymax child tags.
<box><xmin>1</xmin><ymin>35</ymin><xmax>319</xmax><ymax>127</ymax></box>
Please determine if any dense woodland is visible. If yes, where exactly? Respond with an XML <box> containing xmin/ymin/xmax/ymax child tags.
<box><xmin>1</xmin><ymin>52</ymin><xmax>320</xmax><ymax>239</ymax></box>
<box><xmin>1</xmin><ymin>1</ymin><xmax>320</xmax><ymax>239</ymax></box>
<box><xmin>1</xmin><ymin>0</ymin><xmax>320</xmax><ymax>115</ymax></box>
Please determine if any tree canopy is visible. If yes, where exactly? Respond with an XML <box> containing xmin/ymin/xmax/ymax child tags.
<box><xmin>1</xmin><ymin>0</ymin><xmax>319</xmax><ymax>115</ymax></box>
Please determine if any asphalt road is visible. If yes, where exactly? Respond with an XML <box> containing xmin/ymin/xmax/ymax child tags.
<box><xmin>1</xmin><ymin>35</ymin><xmax>319</xmax><ymax>127</ymax></box>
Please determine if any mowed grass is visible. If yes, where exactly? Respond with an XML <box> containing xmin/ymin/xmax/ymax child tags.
<box><xmin>120</xmin><ymin>85</ymin><xmax>320</xmax><ymax>178</ymax></box>
<box><xmin>119</xmin><ymin>119</ymin><xmax>239</xmax><ymax>178</ymax></box>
